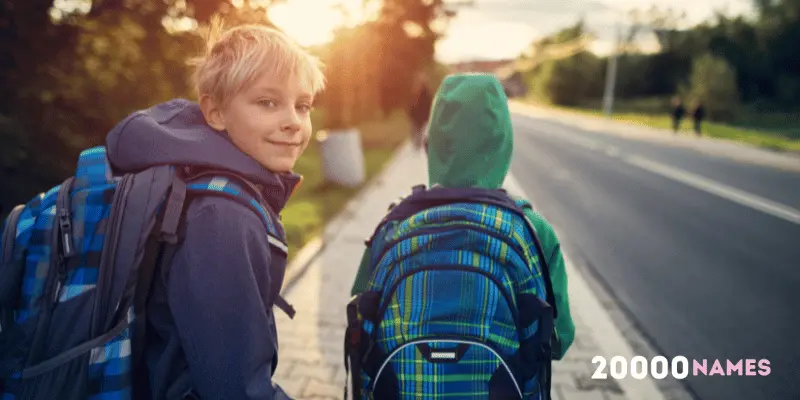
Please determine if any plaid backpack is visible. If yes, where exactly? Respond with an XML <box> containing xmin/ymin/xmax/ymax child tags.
<box><xmin>0</xmin><ymin>146</ymin><xmax>294</xmax><ymax>400</ymax></box>
<box><xmin>345</xmin><ymin>185</ymin><xmax>557</xmax><ymax>400</ymax></box>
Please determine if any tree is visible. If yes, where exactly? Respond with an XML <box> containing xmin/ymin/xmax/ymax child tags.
<box><xmin>513</xmin><ymin>0</ymin><xmax>800</xmax><ymax>110</ymax></box>
<box><xmin>0</xmin><ymin>1</ymin><xmax>267</xmax><ymax>115</ymax></box>
<box><xmin>0</xmin><ymin>0</ymin><xmax>263</xmax><ymax>215</ymax></box>
<box><xmin>519</xmin><ymin>21</ymin><xmax>604</xmax><ymax>104</ymax></box>
<box><xmin>689</xmin><ymin>53</ymin><xmax>741</xmax><ymax>120</ymax></box>
<box><xmin>632</xmin><ymin>5</ymin><xmax>689</xmax><ymax>53</ymax></box>
<box><xmin>371</xmin><ymin>0</ymin><xmax>454</xmax><ymax>112</ymax></box>
<box><xmin>532</xmin><ymin>52</ymin><xmax>603</xmax><ymax>106</ymax></box>
<box><xmin>321</xmin><ymin>22</ymin><xmax>384</xmax><ymax>129</ymax></box>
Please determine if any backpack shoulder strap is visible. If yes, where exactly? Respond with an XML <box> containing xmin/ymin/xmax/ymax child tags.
<box><xmin>385</xmin><ymin>184</ymin><xmax>426</xmax><ymax>212</ymax></box>
<box><xmin>179</xmin><ymin>167</ymin><xmax>295</xmax><ymax>319</ymax></box>
<box><xmin>1</xmin><ymin>205</ymin><xmax>25</xmax><ymax>267</ymax></box>
<box><xmin>0</xmin><ymin>205</ymin><xmax>27</xmax><ymax>332</ymax></box>
<box><xmin>182</xmin><ymin>168</ymin><xmax>286</xmax><ymax>251</ymax></box>
<box><xmin>508</xmin><ymin>196</ymin><xmax>557</xmax><ymax>319</ymax></box>
<box><xmin>364</xmin><ymin>184</ymin><xmax>427</xmax><ymax>246</ymax></box>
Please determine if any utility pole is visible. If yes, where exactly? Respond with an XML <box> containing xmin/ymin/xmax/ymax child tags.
<box><xmin>602</xmin><ymin>21</ymin><xmax>621</xmax><ymax>117</ymax></box>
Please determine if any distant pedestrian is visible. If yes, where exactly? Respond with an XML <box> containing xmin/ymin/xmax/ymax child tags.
<box><xmin>407</xmin><ymin>72</ymin><xmax>434</xmax><ymax>150</ymax></box>
<box><xmin>692</xmin><ymin>101</ymin><xmax>706</xmax><ymax>136</ymax></box>
<box><xmin>671</xmin><ymin>96</ymin><xmax>685</xmax><ymax>134</ymax></box>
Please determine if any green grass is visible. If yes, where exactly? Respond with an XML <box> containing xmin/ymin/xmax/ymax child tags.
<box><xmin>608</xmin><ymin>112</ymin><xmax>800</xmax><ymax>152</ymax></box>
<box><xmin>281</xmin><ymin>109</ymin><xmax>410</xmax><ymax>262</ymax></box>
<box><xmin>527</xmin><ymin>97</ymin><xmax>800</xmax><ymax>153</ymax></box>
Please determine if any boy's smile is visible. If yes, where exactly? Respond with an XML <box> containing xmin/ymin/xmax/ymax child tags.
<box><xmin>265</xmin><ymin>139</ymin><xmax>303</xmax><ymax>146</ymax></box>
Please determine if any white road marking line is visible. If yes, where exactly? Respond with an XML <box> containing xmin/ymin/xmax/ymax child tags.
<box><xmin>518</xmin><ymin>125</ymin><xmax>800</xmax><ymax>225</ymax></box>
<box><xmin>625</xmin><ymin>155</ymin><xmax>800</xmax><ymax>225</ymax></box>
<box><xmin>552</xmin><ymin>132</ymin><xmax>604</xmax><ymax>151</ymax></box>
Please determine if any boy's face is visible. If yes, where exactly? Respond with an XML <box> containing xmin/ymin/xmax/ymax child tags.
<box><xmin>204</xmin><ymin>71</ymin><xmax>314</xmax><ymax>173</ymax></box>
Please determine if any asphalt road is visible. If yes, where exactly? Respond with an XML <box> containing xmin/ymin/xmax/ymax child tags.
<box><xmin>509</xmin><ymin>112</ymin><xmax>800</xmax><ymax>400</ymax></box>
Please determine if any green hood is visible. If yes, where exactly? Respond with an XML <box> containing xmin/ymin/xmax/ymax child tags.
<box><xmin>426</xmin><ymin>74</ymin><xmax>513</xmax><ymax>189</ymax></box>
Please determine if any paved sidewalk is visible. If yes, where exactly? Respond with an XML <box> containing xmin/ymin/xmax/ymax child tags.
<box><xmin>273</xmin><ymin>143</ymin><xmax>669</xmax><ymax>399</ymax></box>
<box><xmin>508</xmin><ymin>101</ymin><xmax>800</xmax><ymax>173</ymax></box>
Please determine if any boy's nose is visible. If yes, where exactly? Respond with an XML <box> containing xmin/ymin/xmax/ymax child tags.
<box><xmin>281</xmin><ymin>111</ymin><xmax>302</xmax><ymax>133</ymax></box>
<box><xmin>281</xmin><ymin>121</ymin><xmax>300</xmax><ymax>133</ymax></box>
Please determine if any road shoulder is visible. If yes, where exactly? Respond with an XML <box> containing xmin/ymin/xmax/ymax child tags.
<box><xmin>509</xmin><ymin>101</ymin><xmax>800</xmax><ymax>173</ymax></box>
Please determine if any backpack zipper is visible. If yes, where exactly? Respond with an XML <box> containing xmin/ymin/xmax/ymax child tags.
<box><xmin>52</xmin><ymin>178</ymin><xmax>77</xmax><ymax>303</ymax></box>
<box><xmin>26</xmin><ymin>177</ymin><xmax>75</xmax><ymax>365</ymax></box>
<box><xmin>371</xmin><ymin>222</ymin><xmax>530</xmax><ymax>280</ymax></box>
<box><xmin>92</xmin><ymin>173</ymin><xmax>134</xmax><ymax>336</ymax></box>
<box><xmin>370</xmin><ymin>220</ymin><xmax>557</xmax><ymax>319</ymax></box>
<box><xmin>370</xmin><ymin>336</ymin><xmax>523</xmax><ymax>399</ymax></box>
<box><xmin>362</xmin><ymin>264</ymin><xmax>523</xmax><ymax>381</ymax></box>
<box><xmin>373</xmin><ymin>264</ymin><xmax>520</xmax><ymax>335</ymax></box>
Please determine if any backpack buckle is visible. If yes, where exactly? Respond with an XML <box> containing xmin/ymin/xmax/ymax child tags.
<box><xmin>346</xmin><ymin>325</ymin><xmax>361</xmax><ymax>346</ymax></box>
<box><xmin>274</xmin><ymin>295</ymin><xmax>296</xmax><ymax>319</ymax></box>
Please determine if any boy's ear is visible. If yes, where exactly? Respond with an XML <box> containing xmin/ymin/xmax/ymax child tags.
<box><xmin>199</xmin><ymin>94</ymin><xmax>226</xmax><ymax>131</ymax></box>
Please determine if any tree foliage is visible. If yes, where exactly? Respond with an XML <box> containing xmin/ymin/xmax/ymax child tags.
<box><xmin>0</xmin><ymin>0</ymin><xmax>449</xmax><ymax>216</ymax></box>
<box><xmin>524</xmin><ymin>1</ymin><xmax>800</xmax><ymax>113</ymax></box>
<box><xmin>689</xmin><ymin>53</ymin><xmax>741</xmax><ymax>119</ymax></box>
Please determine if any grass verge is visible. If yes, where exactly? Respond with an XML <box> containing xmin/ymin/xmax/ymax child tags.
<box><xmin>281</xmin><ymin>109</ymin><xmax>410</xmax><ymax>263</ymax></box>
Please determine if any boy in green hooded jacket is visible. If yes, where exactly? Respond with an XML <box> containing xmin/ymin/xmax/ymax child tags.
<box><xmin>350</xmin><ymin>73</ymin><xmax>575</xmax><ymax>360</ymax></box>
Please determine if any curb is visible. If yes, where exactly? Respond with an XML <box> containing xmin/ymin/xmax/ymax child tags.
<box><xmin>280</xmin><ymin>141</ymin><xmax>413</xmax><ymax>296</ymax></box>
<box><xmin>279</xmin><ymin>236</ymin><xmax>324</xmax><ymax>296</ymax></box>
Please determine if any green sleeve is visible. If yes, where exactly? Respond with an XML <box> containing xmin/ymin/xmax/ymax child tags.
<box><xmin>350</xmin><ymin>248</ymin><xmax>372</xmax><ymax>296</ymax></box>
<box><xmin>524</xmin><ymin>208</ymin><xmax>575</xmax><ymax>360</ymax></box>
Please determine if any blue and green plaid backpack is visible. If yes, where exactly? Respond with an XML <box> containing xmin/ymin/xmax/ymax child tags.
<box><xmin>345</xmin><ymin>185</ymin><xmax>557</xmax><ymax>400</ymax></box>
<box><xmin>0</xmin><ymin>146</ymin><xmax>294</xmax><ymax>400</ymax></box>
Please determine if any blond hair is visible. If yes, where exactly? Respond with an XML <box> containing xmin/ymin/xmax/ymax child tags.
<box><xmin>189</xmin><ymin>19</ymin><xmax>326</xmax><ymax>106</ymax></box>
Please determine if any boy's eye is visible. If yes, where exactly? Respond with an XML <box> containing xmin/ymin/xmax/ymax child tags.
<box><xmin>297</xmin><ymin>104</ymin><xmax>313</xmax><ymax>113</ymax></box>
<box><xmin>258</xmin><ymin>99</ymin><xmax>277</xmax><ymax>108</ymax></box>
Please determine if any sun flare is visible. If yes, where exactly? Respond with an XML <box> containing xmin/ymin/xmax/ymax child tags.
<box><xmin>269</xmin><ymin>0</ymin><xmax>376</xmax><ymax>47</ymax></box>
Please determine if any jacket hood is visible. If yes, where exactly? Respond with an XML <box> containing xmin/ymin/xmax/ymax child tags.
<box><xmin>426</xmin><ymin>74</ymin><xmax>513</xmax><ymax>189</ymax></box>
<box><xmin>105</xmin><ymin>98</ymin><xmax>301</xmax><ymax>212</ymax></box>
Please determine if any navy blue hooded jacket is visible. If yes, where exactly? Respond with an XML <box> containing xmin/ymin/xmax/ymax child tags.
<box><xmin>106</xmin><ymin>99</ymin><xmax>298</xmax><ymax>400</ymax></box>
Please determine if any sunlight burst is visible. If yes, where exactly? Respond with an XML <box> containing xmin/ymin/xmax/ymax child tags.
<box><xmin>269</xmin><ymin>0</ymin><xmax>377</xmax><ymax>47</ymax></box>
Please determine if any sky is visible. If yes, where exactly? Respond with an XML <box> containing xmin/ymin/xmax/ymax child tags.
<box><xmin>268</xmin><ymin>0</ymin><xmax>756</xmax><ymax>63</ymax></box>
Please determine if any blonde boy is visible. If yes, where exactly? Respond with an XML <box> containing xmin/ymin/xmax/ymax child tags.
<box><xmin>105</xmin><ymin>22</ymin><xmax>324</xmax><ymax>400</ymax></box>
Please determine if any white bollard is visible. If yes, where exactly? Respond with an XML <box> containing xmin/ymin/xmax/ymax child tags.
<box><xmin>317</xmin><ymin>128</ymin><xmax>366</xmax><ymax>187</ymax></box>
